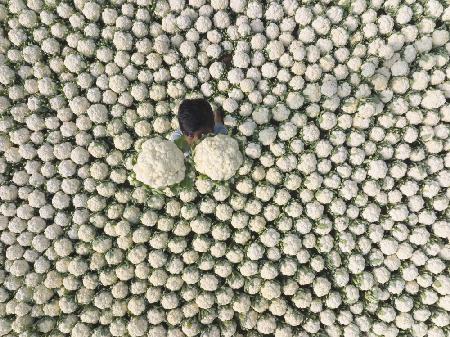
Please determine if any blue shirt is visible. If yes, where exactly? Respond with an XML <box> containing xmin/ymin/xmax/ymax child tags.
<box><xmin>170</xmin><ymin>123</ymin><xmax>228</xmax><ymax>156</ymax></box>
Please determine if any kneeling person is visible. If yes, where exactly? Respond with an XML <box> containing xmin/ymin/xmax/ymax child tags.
<box><xmin>170</xmin><ymin>98</ymin><xmax>227</xmax><ymax>156</ymax></box>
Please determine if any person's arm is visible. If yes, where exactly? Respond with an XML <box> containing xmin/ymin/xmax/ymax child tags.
<box><xmin>214</xmin><ymin>108</ymin><xmax>224</xmax><ymax>124</ymax></box>
<box><xmin>213</xmin><ymin>107</ymin><xmax>227</xmax><ymax>134</ymax></box>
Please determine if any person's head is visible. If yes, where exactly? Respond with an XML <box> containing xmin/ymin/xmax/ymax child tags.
<box><xmin>178</xmin><ymin>98</ymin><xmax>214</xmax><ymax>140</ymax></box>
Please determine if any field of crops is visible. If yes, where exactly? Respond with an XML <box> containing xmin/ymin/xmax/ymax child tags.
<box><xmin>0</xmin><ymin>0</ymin><xmax>449</xmax><ymax>336</ymax></box>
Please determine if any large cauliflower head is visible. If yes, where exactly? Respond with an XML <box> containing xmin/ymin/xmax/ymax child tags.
<box><xmin>194</xmin><ymin>134</ymin><xmax>243</xmax><ymax>181</ymax></box>
<box><xmin>133</xmin><ymin>137</ymin><xmax>185</xmax><ymax>189</ymax></box>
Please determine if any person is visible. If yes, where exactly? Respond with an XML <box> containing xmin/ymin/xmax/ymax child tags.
<box><xmin>170</xmin><ymin>98</ymin><xmax>227</xmax><ymax>155</ymax></box>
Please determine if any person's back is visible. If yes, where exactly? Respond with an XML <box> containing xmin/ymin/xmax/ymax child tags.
<box><xmin>170</xmin><ymin>98</ymin><xmax>227</xmax><ymax>156</ymax></box>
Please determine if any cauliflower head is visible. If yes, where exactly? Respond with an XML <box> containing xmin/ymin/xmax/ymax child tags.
<box><xmin>133</xmin><ymin>137</ymin><xmax>185</xmax><ymax>188</ymax></box>
<box><xmin>194</xmin><ymin>134</ymin><xmax>243</xmax><ymax>181</ymax></box>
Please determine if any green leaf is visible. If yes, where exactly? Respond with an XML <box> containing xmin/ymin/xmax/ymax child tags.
<box><xmin>180</xmin><ymin>175</ymin><xmax>194</xmax><ymax>189</ymax></box>
<box><xmin>150</xmin><ymin>187</ymin><xmax>165</xmax><ymax>196</ymax></box>
<box><xmin>169</xmin><ymin>174</ymin><xmax>195</xmax><ymax>194</ymax></box>
<box><xmin>174</xmin><ymin>136</ymin><xmax>191</xmax><ymax>153</ymax></box>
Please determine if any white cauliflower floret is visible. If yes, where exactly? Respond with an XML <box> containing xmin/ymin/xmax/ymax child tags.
<box><xmin>133</xmin><ymin>137</ymin><xmax>185</xmax><ymax>189</ymax></box>
<box><xmin>193</xmin><ymin>134</ymin><xmax>243</xmax><ymax>181</ymax></box>
<box><xmin>233</xmin><ymin>51</ymin><xmax>251</xmax><ymax>68</ymax></box>
<box><xmin>113</xmin><ymin>31</ymin><xmax>133</xmax><ymax>51</ymax></box>
<box><xmin>367</xmin><ymin>160</ymin><xmax>388</xmax><ymax>179</ymax></box>
<box><xmin>420</xmin><ymin>90</ymin><xmax>446</xmax><ymax>109</ymax></box>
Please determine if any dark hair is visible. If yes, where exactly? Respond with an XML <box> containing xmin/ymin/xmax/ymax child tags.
<box><xmin>178</xmin><ymin>98</ymin><xmax>214</xmax><ymax>136</ymax></box>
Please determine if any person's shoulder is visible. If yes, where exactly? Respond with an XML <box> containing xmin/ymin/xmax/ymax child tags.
<box><xmin>170</xmin><ymin>130</ymin><xmax>183</xmax><ymax>141</ymax></box>
<box><xmin>213</xmin><ymin>123</ymin><xmax>228</xmax><ymax>135</ymax></box>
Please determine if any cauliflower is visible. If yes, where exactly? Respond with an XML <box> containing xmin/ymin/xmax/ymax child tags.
<box><xmin>133</xmin><ymin>137</ymin><xmax>186</xmax><ymax>189</ymax></box>
<box><xmin>193</xmin><ymin>134</ymin><xmax>243</xmax><ymax>181</ymax></box>
<box><xmin>420</xmin><ymin>90</ymin><xmax>446</xmax><ymax>109</ymax></box>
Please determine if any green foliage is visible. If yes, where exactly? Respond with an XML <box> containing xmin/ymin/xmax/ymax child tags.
<box><xmin>174</xmin><ymin>136</ymin><xmax>191</xmax><ymax>154</ymax></box>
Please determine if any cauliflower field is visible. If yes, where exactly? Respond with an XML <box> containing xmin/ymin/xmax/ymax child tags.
<box><xmin>0</xmin><ymin>0</ymin><xmax>450</xmax><ymax>336</ymax></box>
